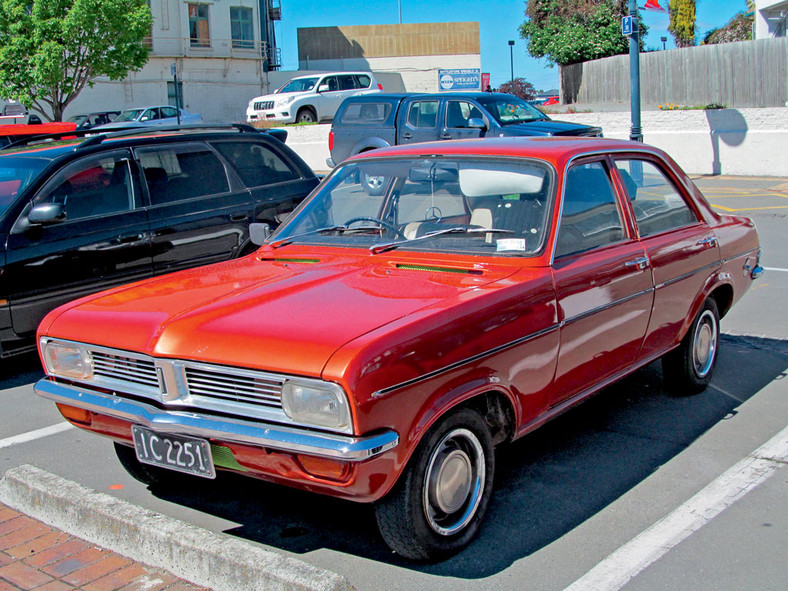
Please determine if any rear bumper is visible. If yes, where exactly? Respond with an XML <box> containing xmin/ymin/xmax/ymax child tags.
<box><xmin>34</xmin><ymin>378</ymin><xmax>398</xmax><ymax>461</ymax></box>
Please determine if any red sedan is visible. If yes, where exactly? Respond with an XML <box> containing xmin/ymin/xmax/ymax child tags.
<box><xmin>35</xmin><ymin>138</ymin><xmax>762</xmax><ymax>561</ymax></box>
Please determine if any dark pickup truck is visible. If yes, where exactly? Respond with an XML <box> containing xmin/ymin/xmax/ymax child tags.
<box><xmin>327</xmin><ymin>92</ymin><xmax>602</xmax><ymax>167</ymax></box>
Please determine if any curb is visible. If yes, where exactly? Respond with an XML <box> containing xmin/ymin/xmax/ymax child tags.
<box><xmin>0</xmin><ymin>464</ymin><xmax>356</xmax><ymax>591</ymax></box>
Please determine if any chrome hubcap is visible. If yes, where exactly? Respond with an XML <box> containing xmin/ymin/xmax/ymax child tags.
<box><xmin>423</xmin><ymin>428</ymin><xmax>485</xmax><ymax>536</ymax></box>
<box><xmin>693</xmin><ymin>309</ymin><xmax>717</xmax><ymax>378</ymax></box>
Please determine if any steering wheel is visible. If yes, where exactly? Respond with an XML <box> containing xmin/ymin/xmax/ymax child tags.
<box><xmin>345</xmin><ymin>216</ymin><xmax>404</xmax><ymax>238</ymax></box>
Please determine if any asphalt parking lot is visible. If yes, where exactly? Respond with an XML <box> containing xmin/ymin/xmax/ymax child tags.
<box><xmin>1</xmin><ymin>174</ymin><xmax>786</xmax><ymax>591</ymax></box>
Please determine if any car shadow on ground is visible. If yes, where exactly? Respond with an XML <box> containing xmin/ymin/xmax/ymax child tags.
<box><xmin>0</xmin><ymin>351</ymin><xmax>44</xmax><ymax>389</ymax></box>
<box><xmin>148</xmin><ymin>333</ymin><xmax>788</xmax><ymax>578</ymax></box>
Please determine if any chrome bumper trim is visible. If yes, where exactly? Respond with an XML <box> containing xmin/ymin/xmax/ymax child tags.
<box><xmin>35</xmin><ymin>379</ymin><xmax>398</xmax><ymax>461</ymax></box>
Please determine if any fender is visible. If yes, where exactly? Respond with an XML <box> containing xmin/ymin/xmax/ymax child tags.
<box><xmin>351</xmin><ymin>136</ymin><xmax>392</xmax><ymax>156</ymax></box>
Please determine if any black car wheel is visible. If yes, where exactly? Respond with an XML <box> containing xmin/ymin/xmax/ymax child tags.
<box><xmin>662</xmin><ymin>297</ymin><xmax>720</xmax><ymax>394</ymax></box>
<box><xmin>374</xmin><ymin>408</ymin><xmax>495</xmax><ymax>561</ymax></box>
<box><xmin>296</xmin><ymin>107</ymin><xmax>316</xmax><ymax>124</ymax></box>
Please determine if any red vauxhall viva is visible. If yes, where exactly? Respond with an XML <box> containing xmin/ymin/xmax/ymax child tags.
<box><xmin>35</xmin><ymin>138</ymin><xmax>761</xmax><ymax>560</ymax></box>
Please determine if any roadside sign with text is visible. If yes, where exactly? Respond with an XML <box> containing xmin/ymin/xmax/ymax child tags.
<box><xmin>438</xmin><ymin>69</ymin><xmax>482</xmax><ymax>91</ymax></box>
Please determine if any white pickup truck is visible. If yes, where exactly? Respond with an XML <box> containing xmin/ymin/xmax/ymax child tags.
<box><xmin>246</xmin><ymin>71</ymin><xmax>382</xmax><ymax>125</ymax></box>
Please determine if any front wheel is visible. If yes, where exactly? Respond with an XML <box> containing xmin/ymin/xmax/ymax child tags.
<box><xmin>662</xmin><ymin>297</ymin><xmax>720</xmax><ymax>394</ymax></box>
<box><xmin>296</xmin><ymin>107</ymin><xmax>316</xmax><ymax>124</ymax></box>
<box><xmin>374</xmin><ymin>408</ymin><xmax>495</xmax><ymax>561</ymax></box>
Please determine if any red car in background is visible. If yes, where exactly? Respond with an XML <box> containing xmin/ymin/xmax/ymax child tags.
<box><xmin>34</xmin><ymin>138</ymin><xmax>762</xmax><ymax>561</ymax></box>
<box><xmin>0</xmin><ymin>122</ymin><xmax>77</xmax><ymax>147</ymax></box>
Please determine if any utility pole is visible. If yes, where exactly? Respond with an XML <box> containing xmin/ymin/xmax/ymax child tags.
<box><xmin>508</xmin><ymin>40</ymin><xmax>515</xmax><ymax>82</ymax></box>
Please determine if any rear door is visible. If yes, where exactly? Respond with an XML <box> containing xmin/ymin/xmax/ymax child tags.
<box><xmin>136</xmin><ymin>142</ymin><xmax>252</xmax><ymax>275</ymax></box>
<box><xmin>397</xmin><ymin>99</ymin><xmax>440</xmax><ymax>145</ymax></box>
<box><xmin>611</xmin><ymin>156</ymin><xmax>720</xmax><ymax>361</ymax></box>
<box><xmin>4</xmin><ymin>149</ymin><xmax>151</xmax><ymax>337</ymax></box>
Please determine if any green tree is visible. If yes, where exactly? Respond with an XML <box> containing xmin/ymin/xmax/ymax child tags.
<box><xmin>668</xmin><ymin>0</ymin><xmax>696</xmax><ymax>47</ymax></box>
<box><xmin>0</xmin><ymin>0</ymin><xmax>152</xmax><ymax>121</ymax></box>
<box><xmin>703</xmin><ymin>1</ymin><xmax>754</xmax><ymax>44</ymax></box>
<box><xmin>520</xmin><ymin>0</ymin><xmax>646</xmax><ymax>66</ymax></box>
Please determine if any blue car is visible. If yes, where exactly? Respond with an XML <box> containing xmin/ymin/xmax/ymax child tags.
<box><xmin>94</xmin><ymin>105</ymin><xmax>202</xmax><ymax>129</ymax></box>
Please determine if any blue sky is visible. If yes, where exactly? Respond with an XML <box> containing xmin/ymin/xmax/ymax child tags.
<box><xmin>274</xmin><ymin>0</ymin><xmax>752</xmax><ymax>91</ymax></box>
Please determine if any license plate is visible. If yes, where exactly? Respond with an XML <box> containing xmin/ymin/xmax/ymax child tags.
<box><xmin>132</xmin><ymin>425</ymin><xmax>215</xmax><ymax>479</ymax></box>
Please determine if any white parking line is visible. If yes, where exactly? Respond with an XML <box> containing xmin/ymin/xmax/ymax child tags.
<box><xmin>0</xmin><ymin>422</ymin><xmax>73</xmax><ymax>449</ymax></box>
<box><xmin>563</xmin><ymin>424</ymin><xmax>788</xmax><ymax>591</ymax></box>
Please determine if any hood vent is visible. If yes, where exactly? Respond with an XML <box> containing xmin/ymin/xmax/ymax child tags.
<box><xmin>257</xmin><ymin>257</ymin><xmax>320</xmax><ymax>264</ymax></box>
<box><xmin>396</xmin><ymin>263</ymin><xmax>482</xmax><ymax>275</ymax></box>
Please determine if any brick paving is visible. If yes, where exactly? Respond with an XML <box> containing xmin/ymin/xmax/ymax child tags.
<box><xmin>0</xmin><ymin>503</ymin><xmax>210</xmax><ymax>591</ymax></box>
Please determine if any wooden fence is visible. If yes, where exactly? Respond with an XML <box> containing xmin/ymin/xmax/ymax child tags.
<box><xmin>560</xmin><ymin>37</ymin><xmax>787</xmax><ymax>108</ymax></box>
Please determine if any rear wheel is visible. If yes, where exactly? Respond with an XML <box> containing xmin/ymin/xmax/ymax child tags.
<box><xmin>662</xmin><ymin>297</ymin><xmax>720</xmax><ymax>394</ymax></box>
<box><xmin>296</xmin><ymin>107</ymin><xmax>316</xmax><ymax>124</ymax></box>
<box><xmin>374</xmin><ymin>408</ymin><xmax>495</xmax><ymax>561</ymax></box>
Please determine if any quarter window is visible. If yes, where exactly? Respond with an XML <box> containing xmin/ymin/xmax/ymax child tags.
<box><xmin>407</xmin><ymin>101</ymin><xmax>439</xmax><ymax>128</ymax></box>
<box><xmin>556</xmin><ymin>161</ymin><xmax>625</xmax><ymax>257</ymax></box>
<box><xmin>230</xmin><ymin>6</ymin><xmax>254</xmax><ymax>49</ymax></box>
<box><xmin>614</xmin><ymin>159</ymin><xmax>698</xmax><ymax>237</ymax></box>
<box><xmin>212</xmin><ymin>141</ymin><xmax>299</xmax><ymax>187</ymax></box>
<box><xmin>188</xmin><ymin>4</ymin><xmax>210</xmax><ymax>47</ymax></box>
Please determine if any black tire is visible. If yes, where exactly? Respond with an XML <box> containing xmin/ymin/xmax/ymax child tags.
<box><xmin>374</xmin><ymin>408</ymin><xmax>495</xmax><ymax>561</ymax></box>
<box><xmin>296</xmin><ymin>107</ymin><xmax>316</xmax><ymax>124</ymax></box>
<box><xmin>114</xmin><ymin>442</ymin><xmax>187</xmax><ymax>488</ymax></box>
<box><xmin>662</xmin><ymin>297</ymin><xmax>720</xmax><ymax>394</ymax></box>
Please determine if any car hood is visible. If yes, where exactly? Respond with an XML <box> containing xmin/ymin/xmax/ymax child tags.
<box><xmin>500</xmin><ymin>119</ymin><xmax>601</xmax><ymax>137</ymax></box>
<box><xmin>40</xmin><ymin>250</ymin><xmax>517</xmax><ymax>378</ymax></box>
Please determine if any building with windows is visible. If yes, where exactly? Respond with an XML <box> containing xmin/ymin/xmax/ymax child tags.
<box><xmin>755</xmin><ymin>0</ymin><xmax>788</xmax><ymax>38</ymax></box>
<box><xmin>64</xmin><ymin>0</ymin><xmax>284</xmax><ymax>123</ymax></box>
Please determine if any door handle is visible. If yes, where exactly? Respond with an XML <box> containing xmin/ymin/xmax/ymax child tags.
<box><xmin>696</xmin><ymin>236</ymin><xmax>718</xmax><ymax>248</ymax></box>
<box><xmin>625</xmin><ymin>257</ymin><xmax>650</xmax><ymax>270</ymax></box>
<box><xmin>231</xmin><ymin>213</ymin><xmax>249</xmax><ymax>222</ymax></box>
<box><xmin>440</xmin><ymin>133</ymin><xmax>453</xmax><ymax>139</ymax></box>
<box><xmin>401</xmin><ymin>133</ymin><xmax>413</xmax><ymax>140</ymax></box>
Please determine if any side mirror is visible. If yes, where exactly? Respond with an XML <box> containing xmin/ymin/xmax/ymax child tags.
<box><xmin>249</xmin><ymin>222</ymin><xmax>271</xmax><ymax>246</ymax></box>
<box><xmin>28</xmin><ymin>202</ymin><xmax>65</xmax><ymax>225</ymax></box>
<box><xmin>468</xmin><ymin>118</ymin><xmax>487</xmax><ymax>130</ymax></box>
<box><xmin>317</xmin><ymin>84</ymin><xmax>329</xmax><ymax>93</ymax></box>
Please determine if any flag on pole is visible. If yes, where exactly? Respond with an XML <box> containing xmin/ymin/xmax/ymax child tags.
<box><xmin>642</xmin><ymin>0</ymin><xmax>666</xmax><ymax>10</ymax></box>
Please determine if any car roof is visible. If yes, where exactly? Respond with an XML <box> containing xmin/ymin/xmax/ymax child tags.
<box><xmin>349</xmin><ymin>137</ymin><xmax>668</xmax><ymax>168</ymax></box>
<box><xmin>290</xmin><ymin>71</ymin><xmax>375</xmax><ymax>79</ymax></box>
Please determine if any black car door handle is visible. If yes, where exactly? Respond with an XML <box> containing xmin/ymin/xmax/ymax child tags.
<box><xmin>231</xmin><ymin>213</ymin><xmax>249</xmax><ymax>222</ymax></box>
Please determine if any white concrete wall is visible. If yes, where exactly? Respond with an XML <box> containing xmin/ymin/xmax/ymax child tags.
<box><xmin>284</xmin><ymin>108</ymin><xmax>788</xmax><ymax>177</ymax></box>
<box><xmin>755</xmin><ymin>0</ymin><xmax>788</xmax><ymax>39</ymax></box>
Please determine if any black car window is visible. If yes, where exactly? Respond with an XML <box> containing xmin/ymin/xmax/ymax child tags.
<box><xmin>445</xmin><ymin>101</ymin><xmax>479</xmax><ymax>128</ymax></box>
<box><xmin>556</xmin><ymin>161</ymin><xmax>625</xmax><ymax>257</ymax></box>
<box><xmin>322</xmin><ymin>76</ymin><xmax>339</xmax><ymax>92</ymax></box>
<box><xmin>212</xmin><ymin>141</ymin><xmax>299</xmax><ymax>187</ymax></box>
<box><xmin>340</xmin><ymin>102</ymin><xmax>391</xmax><ymax>124</ymax></box>
<box><xmin>407</xmin><ymin>101</ymin><xmax>439</xmax><ymax>128</ymax></box>
<box><xmin>0</xmin><ymin>156</ymin><xmax>49</xmax><ymax>216</ymax></box>
<box><xmin>34</xmin><ymin>152</ymin><xmax>136</xmax><ymax>221</ymax></box>
<box><xmin>614</xmin><ymin>158</ymin><xmax>698</xmax><ymax>237</ymax></box>
<box><xmin>338</xmin><ymin>75</ymin><xmax>358</xmax><ymax>90</ymax></box>
<box><xmin>160</xmin><ymin>106</ymin><xmax>178</xmax><ymax>119</ymax></box>
<box><xmin>137</xmin><ymin>144</ymin><xmax>230</xmax><ymax>204</ymax></box>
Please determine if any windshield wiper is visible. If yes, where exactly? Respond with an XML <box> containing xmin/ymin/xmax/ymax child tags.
<box><xmin>370</xmin><ymin>227</ymin><xmax>513</xmax><ymax>255</ymax></box>
<box><xmin>268</xmin><ymin>225</ymin><xmax>348</xmax><ymax>248</ymax></box>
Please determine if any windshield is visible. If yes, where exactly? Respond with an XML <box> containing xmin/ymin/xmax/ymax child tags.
<box><xmin>477</xmin><ymin>96</ymin><xmax>549</xmax><ymax>125</ymax></box>
<box><xmin>0</xmin><ymin>156</ymin><xmax>49</xmax><ymax>217</ymax></box>
<box><xmin>270</xmin><ymin>157</ymin><xmax>554</xmax><ymax>256</ymax></box>
<box><xmin>113</xmin><ymin>109</ymin><xmax>143</xmax><ymax>122</ymax></box>
<box><xmin>68</xmin><ymin>115</ymin><xmax>87</xmax><ymax>125</ymax></box>
<box><xmin>278</xmin><ymin>77</ymin><xmax>320</xmax><ymax>94</ymax></box>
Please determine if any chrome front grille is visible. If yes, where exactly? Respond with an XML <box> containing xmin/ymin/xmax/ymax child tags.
<box><xmin>254</xmin><ymin>100</ymin><xmax>274</xmax><ymax>110</ymax></box>
<box><xmin>92</xmin><ymin>351</ymin><xmax>158</xmax><ymax>388</ymax></box>
<box><xmin>185</xmin><ymin>366</ymin><xmax>283</xmax><ymax>409</ymax></box>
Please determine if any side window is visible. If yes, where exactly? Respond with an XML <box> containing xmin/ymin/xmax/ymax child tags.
<box><xmin>614</xmin><ymin>159</ymin><xmax>698</xmax><ymax>237</ymax></box>
<box><xmin>445</xmin><ymin>101</ymin><xmax>479</xmax><ymax>128</ymax></box>
<box><xmin>321</xmin><ymin>76</ymin><xmax>339</xmax><ymax>92</ymax></box>
<box><xmin>406</xmin><ymin>101</ymin><xmax>439</xmax><ymax>128</ymax></box>
<box><xmin>556</xmin><ymin>161</ymin><xmax>625</xmax><ymax>257</ymax></box>
<box><xmin>356</xmin><ymin>75</ymin><xmax>371</xmax><ymax>89</ymax></box>
<box><xmin>137</xmin><ymin>145</ymin><xmax>230</xmax><ymax>205</ymax></box>
<box><xmin>212</xmin><ymin>141</ymin><xmax>299</xmax><ymax>187</ymax></box>
<box><xmin>160</xmin><ymin>106</ymin><xmax>178</xmax><ymax>119</ymax></box>
<box><xmin>35</xmin><ymin>153</ymin><xmax>136</xmax><ymax>221</ymax></box>
<box><xmin>340</xmin><ymin>102</ymin><xmax>390</xmax><ymax>124</ymax></box>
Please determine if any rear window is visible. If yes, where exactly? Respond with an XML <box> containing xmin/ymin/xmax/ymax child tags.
<box><xmin>340</xmin><ymin>102</ymin><xmax>392</xmax><ymax>125</ymax></box>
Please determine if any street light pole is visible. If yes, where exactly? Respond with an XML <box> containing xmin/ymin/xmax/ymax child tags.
<box><xmin>508</xmin><ymin>40</ymin><xmax>514</xmax><ymax>82</ymax></box>
<box><xmin>628</xmin><ymin>0</ymin><xmax>642</xmax><ymax>142</ymax></box>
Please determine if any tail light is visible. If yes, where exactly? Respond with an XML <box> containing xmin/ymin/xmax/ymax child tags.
<box><xmin>377</xmin><ymin>83</ymin><xmax>383</xmax><ymax>90</ymax></box>
<box><xmin>328</xmin><ymin>130</ymin><xmax>334</xmax><ymax>152</ymax></box>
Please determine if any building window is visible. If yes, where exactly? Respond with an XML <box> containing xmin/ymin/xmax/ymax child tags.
<box><xmin>230</xmin><ymin>6</ymin><xmax>254</xmax><ymax>49</ymax></box>
<box><xmin>188</xmin><ymin>4</ymin><xmax>210</xmax><ymax>47</ymax></box>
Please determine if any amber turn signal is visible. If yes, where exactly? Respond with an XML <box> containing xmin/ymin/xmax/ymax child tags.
<box><xmin>56</xmin><ymin>403</ymin><xmax>92</xmax><ymax>426</ymax></box>
<box><xmin>296</xmin><ymin>454</ymin><xmax>350</xmax><ymax>481</ymax></box>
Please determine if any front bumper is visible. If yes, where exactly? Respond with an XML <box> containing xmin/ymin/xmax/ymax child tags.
<box><xmin>34</xmin><ymin>378</ymin><xmax>398</xmax><ymax>461</ymax></box>
<box><xmin>246</xmin><ymin>110</ymin><xmax>295</xmax><ymax>124</ymax></box>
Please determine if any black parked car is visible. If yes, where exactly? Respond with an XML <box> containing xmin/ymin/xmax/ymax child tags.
<box><xmin>0</xmin><ymin>124</ymin><xmax>319</xmax><ymax>357</ymax></box>
<box><xmin>68</xmin><ymin>111</ymin><xmax>121</xmax><ymax>130</ymax></box>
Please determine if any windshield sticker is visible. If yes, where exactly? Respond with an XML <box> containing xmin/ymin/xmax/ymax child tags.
<box><xmin>496</xmin><ymin>238</ymin><xmax>526</xmax><ymax>252</ymax></box>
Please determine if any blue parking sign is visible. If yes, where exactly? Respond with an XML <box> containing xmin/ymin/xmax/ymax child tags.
<box><xmin>622</xmin><ymin>16</ymin><xmax>635</xmax><ymax>36</ymax></box>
